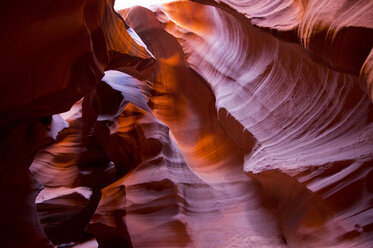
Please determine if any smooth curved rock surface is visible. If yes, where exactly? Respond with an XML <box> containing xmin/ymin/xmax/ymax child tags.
<box><xmin>124</xmin><ymin>2</ymin><xmax>373</xmax><ymax>246</ymax></box>
<box><xmin>1</xmin><ymin>0</ymin><xmax>373</xmax><ymax>247</ymax></box>
<box><xmin>0</xmin><ymin>0</ymin><xmax>154</xmax><ymax>247</ymax></box>
<box><xmin>88</xmin><ymin>104</ymin><xmax>285</xmax><ymax>247</ymax></box>
<box><xmin>196</xmin><ymin>0</ymin><xmax>373</xmax><ymax>100</ymax></box>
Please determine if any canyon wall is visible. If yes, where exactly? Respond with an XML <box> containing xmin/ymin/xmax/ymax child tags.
<box><xmin>1</xmin><ymin>0</ymin><xmax>372</xmax><ymax>247</ymax></box>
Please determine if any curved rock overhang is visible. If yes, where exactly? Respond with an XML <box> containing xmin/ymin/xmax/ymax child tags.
<box><xmin>0</xmin><ymin>0</ymin><xmax>372</xmax><ymax>247</ymax></box>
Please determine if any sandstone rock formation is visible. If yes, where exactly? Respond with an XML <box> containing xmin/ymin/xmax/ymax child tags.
<box><xmin>1</xmin><ymin>0</ymin><xmax>372</xmax><ymax>247</ymax></box>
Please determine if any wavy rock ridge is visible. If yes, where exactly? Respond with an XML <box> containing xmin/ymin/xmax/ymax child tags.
<box><xmin>1</xmin><ymin>0</ymin><xmax>372</xmax><ymax>247</ymax></box>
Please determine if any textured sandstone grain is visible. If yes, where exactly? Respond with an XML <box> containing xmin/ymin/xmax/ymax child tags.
<box><xmin>1</xmin><ymin>0</ymin><xmax>372</xmax><ymax>247</ymax></box>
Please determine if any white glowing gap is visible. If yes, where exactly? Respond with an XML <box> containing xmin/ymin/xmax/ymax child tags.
<box><xmin>114</xmin><ymin>0</ymin><xmax>173</xmax><ymax>10</ymax></box>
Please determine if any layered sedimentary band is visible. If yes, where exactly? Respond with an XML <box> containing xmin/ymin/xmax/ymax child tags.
<box><xmin>1</xmin><ymin>0</ymin><xmax>372</xmax><ymax>247</ymax></box>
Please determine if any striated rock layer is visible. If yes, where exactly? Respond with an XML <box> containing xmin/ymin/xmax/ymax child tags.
<box><xmin>0</xmin><ymin>0</ymin><xmax>154</xmax><ymax>247</ymax></box>
<box><xmin>195</xmin><ymin>0</ymin><xmax>373</xmax><ymax>101</ymax></box>
<box><xmin>1</xmin><ymin>0</ymin><xmax>372</xmax><ymax>247</ymax></box>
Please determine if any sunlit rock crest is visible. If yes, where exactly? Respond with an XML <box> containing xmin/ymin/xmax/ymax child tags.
<box><xmin>0</xmin><ymin>0</ymin><xmax>372</xmax><ymax>247</ymax></box>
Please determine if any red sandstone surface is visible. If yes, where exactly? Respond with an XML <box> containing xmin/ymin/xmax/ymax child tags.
<box><xmin>0</xmin><ymin>0</ymin><xmax>372</xmax><ymax>247</ymax></box>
